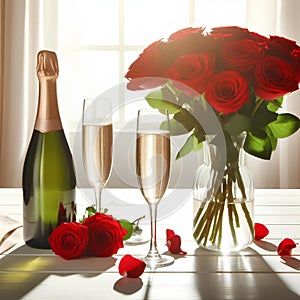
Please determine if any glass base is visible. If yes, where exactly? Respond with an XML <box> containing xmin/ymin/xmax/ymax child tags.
<box><xmin>125</xmin><ymin>234</ymin><xmax>149</xmax><ymax>246</ymax></box>
<box><xmin>142</xmin><ymin>254</ymin><xmax>174</xmax><ymax>269</ymax></box>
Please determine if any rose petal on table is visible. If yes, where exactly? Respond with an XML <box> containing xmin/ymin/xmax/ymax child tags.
<box><xmin>277</xmin><ymin>238</ymin><xmax>297</xmax><ymax>256</ymax></box>
<box><xmin>254</xmin><ymin>223</ymin><xmax>269</xmax><ymax>240</ymax></box>
<box><xmin>118</xmin><ymin>254</ymin><xmax>146</xmax><ymax>278</ymax></box>
<box><xmin>166</xmin><ymin>229</ymin><xmax>176</xmax><ymax>240</ymax></box>
<box><xmin>166</xmin><ymin>229</ymin><xmax>187</xmax><ymax>255</ymax></box>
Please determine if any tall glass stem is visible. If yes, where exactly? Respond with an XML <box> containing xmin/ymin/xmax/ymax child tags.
<box><xmin>147</xmin><ymin>203</ymin><xmax>160</xmax><ymax>259</ymax></box>
<box><xmin>94</xmin><ymin>185</ymin><xmax>102</xmax><ymax>213</ymax></box>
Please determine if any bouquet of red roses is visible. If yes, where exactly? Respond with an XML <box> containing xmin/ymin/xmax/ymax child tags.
<box><xmin>126</xmin><ymin>26</ymin><xmax>300</xmax><ymax>160</ymax></box>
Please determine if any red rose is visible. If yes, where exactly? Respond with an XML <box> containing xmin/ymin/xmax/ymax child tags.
<box><xmin>165</xmin><ymin>27</ymin><xmax>207</xmax><ymax>62</ymax></box>
<box><xmin>125</xmin><ymin>41</ymin><xmax>166</xmax><ymax>80</ymax></box>
<box><xmin>48</xmin><ymin>222</ymin><xmax>89</xmax><ymax>260</ymax></box>
<box><xmin>268</xmin><ymin>36</ymin><xmax>299</xmax><ymax>60</ymax></box>
<box><xmin>211</xmin><ymin>26</ymin><xmax>250</xmax><ymax>39</ymax></box>
<box><xmin>126</xmin><ymin>77</ymin><xmax>169</xmax><ymax>91</ymax></box>
<box><xmin>125</xmin><ymin>41</ymin><xmax>171</xmax><ymax>90</ymax></box>
<box><xmin>268</xmin><ymin>36</ymin><xmax>300</xmax><ymax>82</ymax></box>
<box><xmin>168</xmin><ymin>53</ymin><xmax>215</xmax><ymax>96</ymax></box>
<box><xmin>291</xmin><ymin>48</ymin><xmax>300</xmax><ymax>81</ymax></box>
<box><xmin>253</xmin><ymin>55</ymin><xmax>299</xmax><ymax>100</ymax></box>
<box><xmin>221</xmin><ymin>39</ymin><xmax>266</xmax><ymax>74</ymax></box>
<box><xmin>205</xmin><ymin>71</ymin><xmax>250</xmax><ymax>114</ymax></box>
<box><xmin>82</xmin><ymin>213</ymin><xmax>127</xmax><ymax>257</ymax></box>
<box><xmin>211</xmin><ymin>26</ymin><xmax>267</xmax><ymax>44</ymax></box>
<box><xmin>168</xmin><ymin>27</ymin><xmax>205</xmax><ymax>41</ymax></box>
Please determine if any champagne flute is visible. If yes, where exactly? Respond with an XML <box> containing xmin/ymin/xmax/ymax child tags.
<box><xmin>136</xmin><ymin>109</ymin><xmax>174</xmax><ymax>268</ymax></box>
<box><xmin>82</xmin><ymin>98</ymin><xmax>113</xmax><ymax>212</ymax></box>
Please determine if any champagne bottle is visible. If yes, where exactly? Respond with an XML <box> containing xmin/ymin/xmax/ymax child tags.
<box><xmin>22</xmin><ymin>50</ymin><xmax>76</xmax><ymax>249</ymax></box>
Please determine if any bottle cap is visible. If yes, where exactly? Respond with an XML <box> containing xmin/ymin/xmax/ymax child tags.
<box><xmin>36</xmin><ymin>50</ymin><xmax>59</xmax><ymax>79</ymax></box>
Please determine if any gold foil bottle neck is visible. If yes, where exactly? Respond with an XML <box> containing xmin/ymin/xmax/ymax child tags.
<box><xmin>36</xmin><ymin>50</ymin><xmax>59</xmax><ymax>79</ymax></box>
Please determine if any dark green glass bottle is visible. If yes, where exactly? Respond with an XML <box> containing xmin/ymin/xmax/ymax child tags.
<box><xmin>22</xmin><ymin>50</ymin><xmax>76</xmax><ymax>249</ymax></box>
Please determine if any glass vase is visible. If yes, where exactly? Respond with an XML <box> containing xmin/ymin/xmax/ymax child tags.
<box><xmin>193</xmin><ymin>134</ymin><xmax>254</xmax><ymax>253</ymax></box>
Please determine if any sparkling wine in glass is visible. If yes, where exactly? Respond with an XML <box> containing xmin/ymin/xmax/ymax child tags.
<box><xmin>82</xmin><ymin>99</ymin><xmax>113</xmax><ymax>212</ymax></box>
<box><xmin>136</xmin><ymin>109</ymin><xmax>174</xmax><ymax>268</ymax></box>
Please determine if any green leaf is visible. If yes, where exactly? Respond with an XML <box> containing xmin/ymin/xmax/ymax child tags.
<box><xmin>252</xmin><ymin>102</ymin><xmax>278</xmax><ymax>128</ymax></box>
<box><xmin>193</xmin><ymin>128</ymin><xmax>205</xmax><ymax>146</ymax></box>
<box><xmin>194</xmin><ymin>138</ymin><xmax>204</xmax><ymax>151</ymax></box>
<box><xmin>176</xmin><ymin>135</ymin><xmax>194</xmax><ymax>160</ymax></box>
<box><xmin>79</xmin><ymin>206</ymin><xmax>109</xmax><ymax>223</ymax></box>
<box><xmin>145</xmin><ymin>89</ymin><xmax>181</xmax><ymax>114</ymax></box>
<box><xmin>268</xmin><ymin>113</ymin><xmax>300</xmax><ymax>138</ymax></box>
<box><xmin>131</xmin><ymin>215</ymin><xmax>145</xmax><ymax>235</ymax></box>
<box><xmin>223</xmin><ymin>114</ymin><xmax>251</xmax><ymax>136</ymax></box>
<box><xmin>250</xmin><ymin>127</ymin><xmax>268</xmax><ymax>139</ymax></box>
<box><xmin>79</xmin><ymin>206</ymin><xmax>97</xmax><ymax>223</ymax></box>
<box><xmin>160</xmin><ymin>118</ymin><xmax>188</xmax><ymax>136</ymax></box>
<box><xmin>267</xmin><ymin>97</ymin><xmax>283</xmax><ymax>112</ymax></box>
<box><xmin>172</xmin><ymin>109</ymin><xmax>205</xmax><ymax>140</ymax></box>
<box><xmin>85</xmin><ymin>206</ymin><xmax>96</xmax><ymax>213</ymax></box>
<box><xmin>238</xmin><ymin>88</ymin><xmax>256</xmax><ymax>115</ymax></box>
<box><xmin>265</xmin><ymin>126</ymin><xmax>278</xmax><ymax>151</ymax></box>
<box><xmin>119</xmin><ymin>219</ymin><xmax>133</xmax><ymax>241</ymax></box>
<box><xmin>176</xmin><ymin>134</ymin><xmax>203</xmax><ymax>160</ymax></box>
<box><xmin>174</xmin><ymin>108</ymin><xmax>205</xmax><ymax>135</ymax></box>
<box><xmin>244</xmin><ymin>132</ymin><xmax>272</xmax><ymax>160</ymax></box>
<box><xmin>173</xmin><ymin>109</ymin><xmax>196</xmax><ymax>132</ymax></box>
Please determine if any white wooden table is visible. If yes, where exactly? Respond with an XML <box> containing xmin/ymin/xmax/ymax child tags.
<box><xmin>0</xmin><ymin>188</ymin><xmax>300</xmax><ymax>300</ymax></box>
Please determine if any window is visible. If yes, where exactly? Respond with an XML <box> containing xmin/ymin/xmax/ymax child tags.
<box><xmin>43</xmin><ymin>0</ymin><xmax>247</xmax><ymax>133</ymax></box>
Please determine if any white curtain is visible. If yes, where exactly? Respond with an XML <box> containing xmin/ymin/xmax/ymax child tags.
<box><xmin>0</xmin><ymin>0</ymin><xmax>299</xmax><ymax>188</ymax></box>
<box><xmin>0</xmin><ymin>0</ymin><xmax>40</xmax><ymax>187</ymax></box>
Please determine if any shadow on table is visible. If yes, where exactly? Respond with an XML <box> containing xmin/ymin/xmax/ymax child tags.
<box><xmin>113</xmin><ymin>277</ymin><xmax>143</xmax><ymax>295</ymax></box>
<box><xmin>193</xmin><ymin>246</ymin><xmax>300</xmax><ymax>300</ymax></box>
<box><xmin>0</xmin><ymin>245</ymin><xmax>116</xmax><ymax>300</ymax></box>
<box><xmin>280</xmin><ymin>256</ymin><xmax>300</xmax><ymax>271</ymax></box>
<box><xmin>253</xmin><ymin>240</ymin><xmax>278</xmax><ymax>252</ymax></box>
<box><xmin>254</xmin><ymin>240</ymin><xmax>300</xmax><ymax>270</ymax></box>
